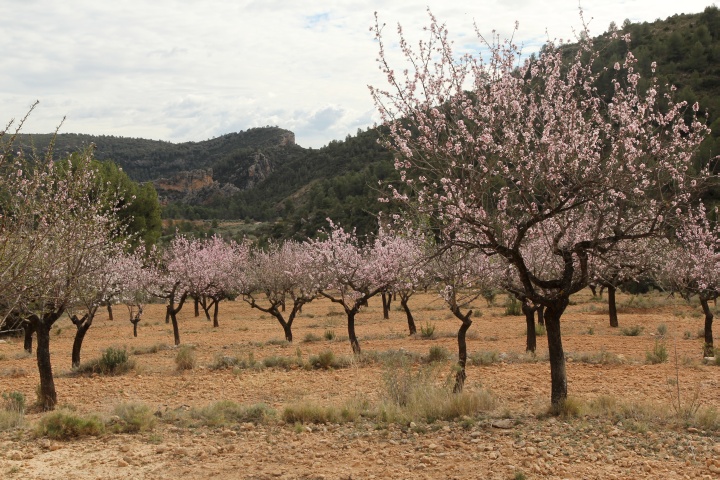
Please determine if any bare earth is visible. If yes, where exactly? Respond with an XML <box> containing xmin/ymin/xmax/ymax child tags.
<box><xmin>1</xmin><ymin>290</ymin><xmax>719</xmax><ymax>479</ymax></box>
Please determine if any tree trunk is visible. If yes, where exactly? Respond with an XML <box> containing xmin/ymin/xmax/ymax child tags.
<box><xmin>537</xmin><ymin>305</ymin><xmax>545</xmax><ymax>326</ymax></box>
<box><xmin>107</xmin><ymin>304</ymin><xmax>114</xmax><ymax>321</ymax></box>
<box><xmin>608</xmin><ymin>285</ymin><xmax>618</xmax><ymax>328</ymax></box>
<box><xmin>589</xmin><ymin>285</ymin><xmax>597</xmax><ymax>297</ymax></box>
<box><xmin>700</xmin><ymin>297</ymin><xmax>714</xmax><ymax>357</ymax></box>
<box><xmin>381</xmin><ymin>292</ymin><xmax>391</xmax><ymax>319</ymax></box>
<box><xmin>194</xmin><ymin>297</ymin><xmax>200</xmax><ymax>317</ymax></box>
<box><xmin>35</xmin><ymin>318</ymin><xmax>57</xmax><ymax>411</ymax></box>
<box><xmin>170</xmin><ymin>312</ymin><xmax>180</xmax><ymax>346</ymax></box>
<box><xmin>132</xmin><ymin>318</ymin><xmax>139</xmax><ymax>337</ymax></box>
<box><xmin>212</xmin><ymin>299</ymin><xmax>219</xmax><ymax>328</ymax></box>
<box><xmin>453</xmin><ymin>312</ymin><xmax>472</xmax><ymax>393</ymax></box>
<box><xmin>400</xmin><ymin>297</ymin><xmax>416</xmax><ymax>335</ymax></box>
<box><xmin>347</xmin><ymin>310</ymin><xmax>361</xmax><ymax>354</ymax></box>
<box><xmin>23</xmin><ymin>322</ymin><xmax>35</xmax><ymax>353</ymax></box>
<box><xmin>523</xmin><ymin>303</ymin><xmax>536</xmax><ymax>353</ymax></box>
<box><xmin>545</xmin><ymin>302</ymin><xmax>568</xmax><ymax>410</ymax></box>
<box><xmin>70</xmin><ymin>314</ymin><xmax>93</xmax><ymax>368</ymax></box>
<box><xmin>282</xmin><ymin>321</ymin><xmax>293</xmax><ymax>342</ymax></box>
<box><xmin>165</xmin><ymin>305</ymin><xmax>170</xmax><ymax>324</ymax></box>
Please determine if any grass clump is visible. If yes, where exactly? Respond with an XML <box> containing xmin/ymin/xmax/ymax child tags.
<box><xmin>468</xmin><ymin>350</ymin><xmax>499</xmax><ymax>366</ymax></box>
<box><xmin>0</xmin><ymin>391</ymin><xmax>25</xmax><ymax>431</ymax></box>
<box><xmin>131</xmin><ymin>343</ymin><xmax>169</xmax><ymax>355</ymax></box>
<box><xmin>620</xmin><ymin>325</ymin><xmax>644</xmax><ymax>336</ymax></box>
<box><xmin>303</xmin><ymin>333</ymin><xmax>321</xmax><ymax>343</ymax></box>
<box><xmin>75</xmin><ymin>346</ymin><xmax>135</xmax><ymax>375</ymax></box>
<box><xmin>324</xmin><ymin>329</ymin><xmax>336</xmax><ymax>341</ymax></box>
<box><xmin>262</xmin><ymin>355</ymin><xmax>302</xmax><ymax>370</ymax></box>
<box><xmin>656</xmin><ymin>323</ymin><xmax>668</xmax><ymax>337</ymax></box>
<box><xmin>419</xmin><ymin>322</ymin><xmax>436</xmax><ymax>339</ymax></box>
<box><xmin>175</xmin><ymin>345</ymin><xmax>196</xmax><ymax>371</ymax></box>
<box><xmin>35</xmin><ymin>410</ymin><xmax>105</xmax><ymax>439</ymax></box>
<box><xmin>209</xmin><ymin>354</ymin><xmax>243</xmax><ymax>370</ymax></box>
<box><xmin>572</xmin><ymin>349</ymin><xmax>624</xmax><ymax>365</ymax></box>
<box><xmin>645</xmin><ymin>340</ymin><xmax>668</xmax><ymax>364</ymax></box>
<box><xmin>504</xmin><ymin>297</ymin><xmax>522</xmax><ymax>316</ymax></box>
<box><xmin>308</xmin><ymin>350</ymin><xmax>351</xmax><ymax>369</ymax></box>
<box><xmin>190</xmin><ymin>401</ymin><xmax>275</xmax><ymax>427</ymax></box>
<box><xmin>550</xmin><ymin>396</ymin><xmax>583</xmax><ymax>418</ymax></box>
<box><xmin>110</xmin><ymin>403</ymin><xmax>156</xmax><ymax>433</ymax></box>
<box><xmin>283</xmin><ymin>403</ymin><xmax>341</xmax><ymax>424</ymax></box>
<box><xmin>427</xmin><ymin>345</ymin><xmax>450</xmax><ymax>363</ymax></box>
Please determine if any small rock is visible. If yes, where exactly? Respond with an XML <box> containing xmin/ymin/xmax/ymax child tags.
<box><xmin>409</xmin><ymin>422</ymin><xmax>417</xmax><ymax>429</ymax></box>
<box><xmin>155</xmin><ymin>445</ymin><xmax>168</xmax><ymax>454</ymax></box>
<box><xmin>49</xmin><ymin>443</ymin><xmax>63</xmax><ymax>452</ymax></box>
<box><xmin>526</xmin><ymin>447</ymin><xmax>537</xmax><ymax>456</ymax></box>
<box><xmin>117</xmin><ymin>459</ymin><xmax>129</xmax><ymax>467</ymax></box>
<box><xmin>221</xmin><ymin>429</ymin><xmax>237</xmax><ymax>437</ymax></box>
<box><xmin>489</xmin><ymin>451</ymin><xmax>501</xmax><ymax>460</ymax></box>
<box><xmin>491</xmin><ymin>419</ymin><xmax>513</xmax><ymax>429</ymax></box>
<box><xmin>119</xmin><ymin>445</ymin><xmax>130</xmax><ymax>453</ymax></box>
<box><xmin>7</xmin><ymin>450</ymin><xmax>23</xmax><ymax>460</ymax></box>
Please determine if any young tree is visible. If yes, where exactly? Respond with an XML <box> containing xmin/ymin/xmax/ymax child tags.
<box><xmin>430</xmin><ymin>246</ymin><xmax>502</xmax><ymax>391</ymax></box>
<box><xmin>371</xmin><ymin>12</ymin><xmax>711</xmax><ymax>407</ymax></box>
<box><xmin>4</xmin><ymin>145</ymin><xmax>124</xmax><ymax>410</ymax></box>
<box><xmin>242</xmin><ymin>241</ymin><xmax>317</xmax><ymax>342</ymax></box>
<box><xmin>309</xmin><ymin>222</ymin><xmax>402</xmax><ymax>354</ymax></box>
<box><xmin>659</xmin><ymin>205</ymin><xmax>720</xmax><ymax>356</ymax></box>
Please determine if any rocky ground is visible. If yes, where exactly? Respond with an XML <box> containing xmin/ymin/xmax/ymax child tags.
<box><xmin>1</xmin><ymin>290</ymin><xmax>719</xmax><ymax>479</ymax></box>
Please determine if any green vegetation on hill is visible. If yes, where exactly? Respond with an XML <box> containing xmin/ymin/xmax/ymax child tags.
<box><xmin>13</xmin><ymin>7</ymin><xmax>720</xmax><ymax>241</ymax></box>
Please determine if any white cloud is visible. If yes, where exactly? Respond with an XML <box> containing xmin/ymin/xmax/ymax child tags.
<box><xmin>0</xmin><ymin>0</ymin><xmax>712</xmax><ymax>148</ymax></box>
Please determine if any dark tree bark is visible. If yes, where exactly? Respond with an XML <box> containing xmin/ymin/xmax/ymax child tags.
<box><xmin>194</xmin><ymin>296</ymin><xmax>200</xmax><ymax>317</ymax></box>
<box><xmin>449</xmin><ymin>306</ymin><xmax>472</xmax><ymax>393</ymax></box>
<box><xmin>70</xmin><ymin>309</ymin><xmax>96</xmax><ymax>368</ymax></box>
<box><xmin>607</xmin><ymin>285</ymin><xmax>619</xmax><ymax>328</ymax></box>
<box><xmin>165</xmin><ymin>306</ymin><xmax>170</xmax><ymax>324</ymax></box>
<box><xmin>167</xmin><ymin>292</ymin><xmax>188</xmax><ymax>346</ymax></box>
<box><xmin>347</xmin><ymin>309</ymin><xmax>360</xmax><ymax>354</ymax></box>
<box><xmin>130</xmin><ymin>308</ymin><xmax>143</xmax><ymax>338</ymax></box>
<box><xmin>400</xmin><ymin>294</ymin><xmax>416</xmax><ymax>335</ymax></box>
<box><xmin>537</xmin><ymin>305</ymin><xmax>545</xmax><ymax>326</ymax></box>
<box><xmin>589</xmin><ymin>284</ymin><xmax>597</xmax><ymax>297</ymax></box>
<box><xmin>245</xmin><ymin>296</ymin><xmax>305</xmax><ymax>342</ymax></box>
<box><xmin>523</xmin><ymin>302</ymin><xmax>536</xmax><ymax>353</ymax></box>
<box><xmin>212</xmin><ymin>299</ymin><xmax>219</xmax><ymax>328</ymax></box>
<box><xmin>28</xmin><ymin>310</ymin><xmax>64</xmax><ymax>411</ymax></box>
<box><xmin>545</xmin><ymin>301</ymin><xmax>568</xmax><ymax>409</ymax></box>
<box><xmin>23</xmin><ymin>321</ymin><xmax>35</xmax><ymax>353</ymax></box>
<box><xmin>700</xmin><ymin>297</ymin><xmax>714</xmax><ymax>357</ymax></box>
<box><xmin>106</xmin><ymin>304</ymin><xmax>114</xmax><ymax>321</ymax></box>
<box><xmin>381</xmin><ymin>291</ymin><xmax>391</xmax><ymax>319</ymax></box>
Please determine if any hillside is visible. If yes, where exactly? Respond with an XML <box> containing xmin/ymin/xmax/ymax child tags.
<box><xmin>12</xmin><ymin>6</ymin><xmax>720</xmax><ymax>241</ymax></box>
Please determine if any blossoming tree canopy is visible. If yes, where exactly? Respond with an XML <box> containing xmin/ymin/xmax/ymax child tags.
<box><xmin>370</xmin><ymin>11</ymin><xmax>712</xmax><ymax>406</ymax></box>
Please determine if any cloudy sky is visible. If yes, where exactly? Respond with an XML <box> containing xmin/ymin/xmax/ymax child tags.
<box><xmin>1</xmin><ymin>1</ymin><xmax>712</xmax><ymax>148</ymax></box>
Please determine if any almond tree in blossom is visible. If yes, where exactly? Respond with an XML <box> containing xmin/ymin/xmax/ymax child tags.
<box><xmin>659</xmin><ymin>205</ymin><xmax>720</xmax><ymax>357</ymax></box>
<box><xmin>310</xmin><ymin>222</ymin><xmax>402</xmax><ymax>354</ymax></box>
<box><xmin>589</xmin><ymin>238</ymin><xmax>664</xmax><ymax>328</ymax></box>
<box><xmin>1</xmin><ymin>143</ymin><xmax>125</xmax><ymax>410</ymax></box>
<box><xmin>242</xmin><ymin>241</ymin><xmax>318</xmax><ymax>342</ymax></box>
<box><xmin>147</xmin><ymin>236</ymin><xmax>194</xmax><ymax>346</ymax></box>
<box><xmin>187</xmin><ymin>235</ymin><xmax>245</xmax><ymax>328</ymax></box>
<box><xmin>371</xmin><ymin>12</ymin><xmax>711</xmax><ymax>407</ymax></box>
<box><xmin>430</xmin><ymin>246</ymin><xmax>502</xmax><ymax>392</ymax></box>
<box><xmin>112</xmin><ymin>249</ymin><xmax>154</xmax><ymax>338</ymax></box>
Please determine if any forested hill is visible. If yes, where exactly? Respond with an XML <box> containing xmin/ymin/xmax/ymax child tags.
<box><xmin>13</xmin><ymin>6</ymin><xmax>720</xmax><ymax>241</ymax></box>
<box><xmin>16</xmin><ymin>126</ymin><xmax>297</xmax><ymax>181</ymax></box>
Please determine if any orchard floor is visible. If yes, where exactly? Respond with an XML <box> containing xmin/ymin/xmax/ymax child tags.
<box><xmin>1</xmin><ymin>290</ymin><xmax>720</xmax><ymax>479</ymax></box>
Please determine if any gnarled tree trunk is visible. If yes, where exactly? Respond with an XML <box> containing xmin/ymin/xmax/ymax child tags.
<box><xmin>523</xmin><ymin>302</ymin><xmax>536</xmax><ymax>353</ymax></box>
<box><xmin>700</xmin><ymin>297</ymin><xmax>714</xmax><ymax>357</ymax></box>
<box><xmin>545</xmin><ymin>301</ymin><xmax>568</xmax><ymax>409</ymax></box>
<box><xmin>607</xmin><ymin>285</ymin><xmax>619</xmax><ymax>328</ymax></box>
<box><xmin>400</xmin><ymin>295</ymin><xmax>416</xmax><ymax>335</ymax></box>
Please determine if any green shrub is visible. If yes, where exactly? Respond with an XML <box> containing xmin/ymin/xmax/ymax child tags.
<box><xmin>309</xmin><ymin>350</ymin><xmax>345</xmax><ymax>369</ymax></box>
<box><xmin>419</xmin><ymin>322</ymin><xmax>436</xmax><ymax>339</ymax></box>
<box><xmin>468</xmin><ymin>350</ymin><xmax>499</xmax><ymax>366</ymax></box>
<box><xmin>75</xmin><ymin>347</ymin><xmax>135</xmax><ymax>375</ymax></box>
<box><xmin>621</xmin><ymin>325</ymin><xmax>643</xmax><ymax>336</ymax></box>
<box><xmin>535</xmin><ymin>323</ymin><xmax>546</xmax><ymax>336</ymax></box>
<box><xmin>209</xmin><ymin>354</ymin><xmax>242</xmax><ymax>370</ymax></box>
<box><xmin>175</xmin><ymin>346</ymin><xmax>196</xmax><ymax>371</ymax></box>
<box><xmin>2</xmin><ymin>391</ymin><xmax>25</xmax><ymax>413</ymax></box>
<box><xmin>282</xmin><ymin>403</ymin><xmax>340</xmax><ymax>424</ymax></box>
<box><xmin>190</xmin><ymin>401</ymin><xmax>275</xmax><ymax>427</ymax></box>
<box><xmin>111</xmin><ymin>403</ymin><xmax>156</xmax><ymax>433</ymax></box>
<box><xmin>504</xmin><ymin>297</ymin><xmax>522</xmax><ymax>316</ymax></box>
<box><xmin>36</xmin><ymin>411</ymin><xmax>105</xmax><ymax>439</ymax></box>
<box><xmin>656</xmin><ymin>324</ymin><xmax>668</xmax><ymax>336</ymax></box>
<box><xmin>645</xmin><ymin>340</ymin><xmax>668</xmax><ymax>364</ymax></box>
<box><xmin>303</xmin><ymin>333</ymin><xmax>321</xmax><ymax>343</ymax></box>
<box><xmin>324</xmin><ymin>330</ymin><xmax>336</xmax><ymax>341</ymax></box>
<box><xmin>683</xmin><ymin>330</ymin><xmax>692</xmax><ymax>340</ymax></box>
<box><xmin>427</xmin><ymin>345</ymin><xmax>450</xmax><ymax>363</ymax></box>
<box><xmin>262</xmin><ymin>355</ymin><xmax>302</xmax><ymax>369</ymax></box>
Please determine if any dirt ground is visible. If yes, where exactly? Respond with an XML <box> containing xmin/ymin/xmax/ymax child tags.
<box><xmin>1</xmin><ymin>290</ymin><xmax>719</xmax><ymax>479</ymax></box>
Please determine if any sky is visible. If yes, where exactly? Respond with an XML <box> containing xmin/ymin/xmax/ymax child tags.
<box><xmin>0</xmin><ymin>1</ymin><xmax>714</xmax><ymax>149</ymax></box>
